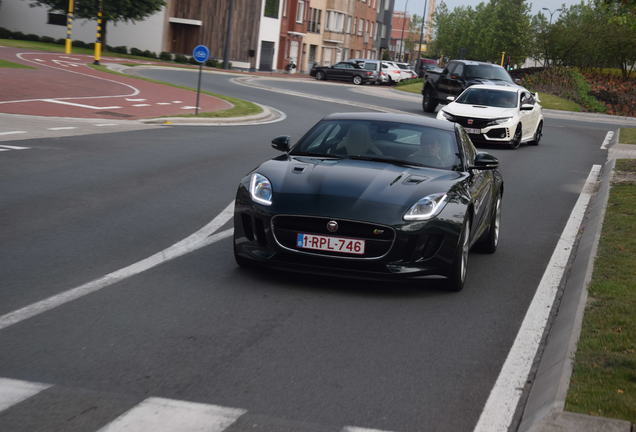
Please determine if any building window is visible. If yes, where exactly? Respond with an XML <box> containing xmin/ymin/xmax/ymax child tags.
<box><xmin>296</xmin><ymin>0</ymin><xmax>305</xmax><ymax>23</ymax></box>
<box><xmin>345</xmin><ymin>15</ymin><xmax>352</xmax><ymax>33</ymax></box>
<box><xmin>264</xmin><ymin>0</ymin><xmax>279</xmax><ymax>18</ymax></box>
<box><xmin>47</xmin><ymin>12</ymin><xmax>66</xmax><ymax>26</ymax></box>
<box><xmin>357</xmin><ymin>18</ymin><xmax>363</xmax><ymax>35</ymax></box>
<box><xmin>381</xmin><ymin>24</ymin><xmax>386</xmax><ymax>38</ymax></box>
<box><xmin>308</xmin><ymin>8</ymin><xmax>321</xmax><ymax>33</ymax></box>
<box><xmin>326</xmin><ymin>11</ymin><xmax>345</xmax><ymax>32</ymax></box>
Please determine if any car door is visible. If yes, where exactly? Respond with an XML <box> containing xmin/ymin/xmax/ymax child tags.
<box><xmin>447</xmin><ymin>62</ymin><xmax>465</xmax><ymax>97</ymax></box>
<box><xmin>438</xmin><ymin>61</ymin><xmax>458</xmax><ymax>100</ymax></box>
<box><xmin>459</xmin><ymin>127</ymin><xmax>492</xmax><ymax>237</ymax></box>
<box><xmin>519</xmin><ymin>91</ymin><xmax>535</xmax><ymax>140</ymax></box>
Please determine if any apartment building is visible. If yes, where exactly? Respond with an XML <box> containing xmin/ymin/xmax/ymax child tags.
<box><xmin>277</xmin><ymin>0</ymin><xmax>310</xmax><ymax>73</ymax></box>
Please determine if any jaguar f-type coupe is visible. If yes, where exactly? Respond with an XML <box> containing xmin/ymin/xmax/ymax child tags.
<box><xmin>233</xmin><ymin>113</ymin><xmax>503</xmax><ymax>291</ymax></box>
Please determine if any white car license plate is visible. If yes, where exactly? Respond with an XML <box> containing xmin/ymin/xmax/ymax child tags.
<box><xmin>297</xmin><ymin>233</ymin><xmax>365</xmax><ymax>255</ymax></box>
<box><xmin>464</xmin><ymin>128</ymin><xmax>481</xmax><ymax>134</ymax></box>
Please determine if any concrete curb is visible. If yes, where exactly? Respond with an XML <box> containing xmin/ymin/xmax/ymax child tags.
<box><xmin>517</xmin><ymin>134</ymin><xmax>634</xmax><ymax>431</ymax></box>
<box><xmin>141</xmin><ymin>103</ymin><xmax>286</xmax><ymax>127</ymax></box>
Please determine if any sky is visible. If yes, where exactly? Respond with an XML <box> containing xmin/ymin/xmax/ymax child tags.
<box><xmin>394</xmin><ymin>0</ymin><xmax>582</xmax><ymax>17</ymax></box>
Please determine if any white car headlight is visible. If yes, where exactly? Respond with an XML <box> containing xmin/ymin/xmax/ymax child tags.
<box><xmin>440</xmin><ymin>110</ymin><xmax>455</xmax><ymax>121</ymax></box>
<box><xmin>404</xmin><ymin>193</ymin><xmax>447</xmax><ymax>221</ymax></box>
<box><xmin>250</xmin><ymin>173</ymin><xmax>273</xmax><ymax>206</ymax></box>
<box><xmin>485</xmin><ymin>117</ymin><xmax>513</xmax><ymax>127</ymax></box>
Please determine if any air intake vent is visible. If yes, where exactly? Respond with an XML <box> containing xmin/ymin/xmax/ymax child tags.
<box><xmin>293</xmin><ymin>166</ymin><xmax>305</xmax><ymax>173</ymax></box>
<box><xmin>403</xmin><ymin>175</ymin><xmax>427</xmax><ymax>185</ymax></box>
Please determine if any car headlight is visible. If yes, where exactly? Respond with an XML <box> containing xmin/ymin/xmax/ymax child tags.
<box><xmin>403</xmin><ymin>193</ymin><xmax>447</xmax><ymax>221</ymax></box>
<box><xmin>440</xmin><ymin>110</ymin><xmax>455</xmax><ymax>122</ymax></box>
<box><xmin>249</xmin><ymin>173</ymin><xmax>273</xmax><ymax>206</ymax></box>
<box><xmin>485</xmin><ymin>117</ymin><xmax>512</xmax><ymax>127</ymax></box>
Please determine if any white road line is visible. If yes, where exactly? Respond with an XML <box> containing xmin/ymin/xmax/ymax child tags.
<box><xmin>47</xmin><ymin>126</ymin><xmax>77</xmax><ymax>131</ymax></box>
<box><xmin>156</xmin><ymin>102</ymin><xmax>171</xmax><ymax>105</ymax></box>
<box><xmin>34</xmin><ymin>58</ymin><xmax>44</xmax><ymax>62</ymax></box>
<box><xmin>0</xmin><ymin>131</ymin><xmax>27</xmax><ymax>136</ymax></box>
<box><xmin>0</xmin><ymin>378</ymin><xmax>51</xmax><ymax>412</ymax></box>
<box><xmin>473</xmin><ymin>164</ymin><xmax>602</xmax><ymax>432</ymax></box>
<box><xmin>171</xmin><ymin>100</ymin><xmax>183</xmax><ymax>104</ymax></box>
<box><xmin>126</xmin><ymin>98</ymin><xmax>147</xmax><ymax>102</ymax></box>
<box><xmin>181</xmin><ymin>106</ymin><xmax>198</xmax><ymax>109</ymax></box>
<box><xmin>97</xmin><ymin>397</ymin><xmax>245</xmax><ymax>432</ymax></box>
<box><xmin>600</xmin><ymin>130</ymin><xmax>614</xmax><ymax>150</ymax></box>
<box><xmin>95</xmin><ymin>123</ymin><xmax>118</xmax><ymax>127</ymax></box>
<box><xmin>0</xmin><ymin>149</ymin><xmax>10</xmax><ymax>152</ymax></box>
<box><xmin>0</xmin><ymin>202</ymin><xmax>235</xmax><ymax>331</ymax></box>
<box><xmin>0</xmin><ymin>145</ymin><xmax>30</xmax><ymax>150</ymax></box>
<box><xmin>342</xmin><ymin>427</ymin><xmax>395</xmax><ymax>432</ymax></box>
<box><xmin>42</xmin><ymin>99</ymin><xmax>122</xmax><ymax>110</ymax></box>
<box><xmin>132</xmin><ymin>103</ymin><xmax>151</xmax><ymax>107</ymax></box>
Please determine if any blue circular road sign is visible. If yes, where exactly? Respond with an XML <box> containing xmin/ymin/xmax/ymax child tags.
<box><xmin>192</xmin><ymin>45</ymin><xmax>210</xmax><ymax>63</ymax></box>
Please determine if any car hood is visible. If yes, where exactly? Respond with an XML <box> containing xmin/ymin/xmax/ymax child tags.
<box><xmin>466</xmin><ymin>78</ymin><xmax>516</xmax><ymax>87</ymax></box>
<box><xmin>443</xmin><ymin>102</ymin><xmax>514</xmax><ymax>119</ymax></box>
<box><xmin>255</xmin><ymin>156</ymin><xmax>465</xmax><ymax>224</ymax></box>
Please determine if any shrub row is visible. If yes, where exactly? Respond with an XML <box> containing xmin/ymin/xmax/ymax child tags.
<box><xmin>0</xmin><ymin>26</ymin><xmax>231</xmax><ymax>69</ymax></box>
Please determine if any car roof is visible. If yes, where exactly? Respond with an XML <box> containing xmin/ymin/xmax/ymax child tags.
<box><xmin>322</xmin><ymin>112</ymin><xmax>456</xmax><ymax>132</ymax></box>
<box><xmin>464</xmin><ymin>84</ymin><xmax>520</xmax><ymax>93</ymax></box>
<box><xmin>453</xmin><ymin>60</ymin><xmax>505</xmax><ymax>68</ymax></box>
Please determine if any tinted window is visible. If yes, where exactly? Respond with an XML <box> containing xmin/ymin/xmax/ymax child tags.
<box><xmin>464</xmin><ymin>64</ymin><xmax>512</xmax><ymax>82</ymax></box>
<box><xmin>453</xmin><ymin>63</ymin><xmax>463</xmax><ymax>77</ymax></box>
<box><xmin>456</xmin><ymin>88</ymin><xmax>517</xmax><ymax>108</ymax></box>
<box><xmin>292</xmin><ymin>120</ymin><xmax>460</xmax><ymax>170</ymax></box>
<box><xmin>363</xmin><ymin>62</ymin><xmax>378</xmax><ymax>71</ymax></box>
<box><xmin>458</xmin><ymin>127</ymin><xmax>476</xmax><ymax>166</ymax></box>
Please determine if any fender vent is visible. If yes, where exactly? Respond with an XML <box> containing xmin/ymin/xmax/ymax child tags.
<box><xmin>403</xmin><ymin>175</ymin><xmax>427</xmax><ymax>185</ymax></box>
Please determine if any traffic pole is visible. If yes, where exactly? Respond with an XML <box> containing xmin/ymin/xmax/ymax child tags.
<box><xmin>93</xmin><ymin>0</ymin><xmax>103</xmax><ymax>65</ymax></box>
<box><xmin>500</xmin><ymin>51</ymin><xmax>505</xmax><ymax>67</ymax></box>
<box><xmin>64</xmin><ymin>0</ymin><xmax>74</xmax><ymax>54</ymax></box>
<box><xmin>195</xmin><ymin>62</ymin><xmax>203</xmax><ymax>115</ymax></box>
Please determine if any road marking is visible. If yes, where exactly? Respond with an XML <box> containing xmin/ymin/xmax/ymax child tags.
<box><xmin>171</xmin><ymin>100</ymin><xmax>183</xmax><ymax>104</ymax></box>
<box><xmin>34</xmin><ymin>58</ymin><xmax>44</xmax><ymax>62</ymax></box>
<box><xmin>473</xmin><ymin>164</ymin><xmax>602</xmax><ymax>432</ymax></box>
<box><xmin>0</xmin><ymin>131</ymin><xmax>27</xmax><ymax>136</ymax></box>
<box><xmin>181</xmin><ymin>106</ymin><xmax>197</xmax><ymax>109</ymax></box>
<box><xmin>342</xmin><ymin>427</ymin><xmax>395</xmax><ymax>432</ymax></box>
<box><xmin>47</xmin><ymin>126</ymin><xmax>77</xmax><ymax>131</ymax></box>
<box><xmin>132</xmin><ymin>103</ymin><xmax>151</xmax><ymax>107</ymax></box>
<box><xmin>0</xmin><ymin>378</ymin><xmax>51</xmax><ymax>412</ymax></box>
<box><xmin>0</xmin><ymin>145</ymin><xmax>30</xmax><ymax>150</ymax></box>
<box><xmin>0</xmin><ymin>202</ymin><xmax>235</xmax><ymax>331</ymax></box>
<box><xmin>95</xmin><ymin>123</ymin><xmax>118</xmax><ymax>127</ymax></box>
<box><xmin>600</xmin><ymin>130</ymin><xmax>614</xmax><ymax>150</ymax></box>
<box><xmin>42</xmin><ymin>99</ymin><xmax>122</xmax><ymax>110</ymax></box>
<box><xmin>156</xmin><ymin>102</ymin><xmax>171</xmax><ymax>105</ymax></box>
<box><xmin>126</xmin><ymin>98</ymin><xmax>147</xmax><ymax>102</ymax></box>
<box><xmin>97</xmin><ymin>397</ymin><xmax>246</xmax><ymax>432</ymax></box>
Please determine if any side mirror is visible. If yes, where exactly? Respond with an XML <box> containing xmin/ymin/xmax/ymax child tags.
<box><xmin>514</xmin><ymin>78</ymin><xmax>521</xmax><ymax>84</ymax></box>
<box><xmin>521</xmin><ymin>103</ymin><xmax>534</xmax><ymax>111</ymax></box>
<box><xmin>446</xmin><ymin>96</ymin><xmax>456</xmax><ymax>102</ymax></box>
<box><xmin>271</xmin><ymin>136</ymin><xmax>290</xmax><ymax>152</ymax></box>
<box><xmin>470</xmin><ymin>152</ymin><xmax>499</xmax><ymax>170</ymax></box>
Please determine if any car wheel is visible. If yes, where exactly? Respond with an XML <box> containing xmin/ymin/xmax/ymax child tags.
<box><xmin>315</xmin><ymin>71</ymin><xmax>325</xmax><ymax>81</ymax></box>
<box><xmin>422</xmin><ymin>87</ymin><xmax>437</xmax><ymax>113</ymax></box>
<box><xmin>476</xmin><ymin>193</ymin><xmax>502</xmax><ymax>254</ymax></box>
<box><xmin>352</xmin><ymin>75</ymin><xmax>363</xmax><ymax>85</ymax></box>
<box><xmin>529</xmin><ymin>121</ymin><xmax>543</xmax><ymax>146</ymax></box>
<box><xmin>509</xmin><ymin>125</ymin><xmax>522</xmax><ymax>150</ymax></box>
<box><xmin>447</xmin><ymin>217</ymin><xmax>471</xmax><ymax>292</ymax></box>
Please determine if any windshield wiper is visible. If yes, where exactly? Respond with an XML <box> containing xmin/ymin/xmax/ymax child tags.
<box><xmin>291</xmin><ymin>152</ymin><xmax>343</xmax><ymax>159</ymax></box>
<box><xmin>347</xmin><ymin>155</ymin><xmax>425</xmax><ymax>167</ymax></box>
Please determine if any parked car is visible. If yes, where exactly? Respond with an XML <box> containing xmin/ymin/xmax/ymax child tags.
<box><xmin>436</xmin><ymin>84</ymin><xmax>543</xmax><ymax>149</ymax></box>
<box><xmin>349</xmin><ymin>59</ymin><xmax>385</xmax><ymax>84</ymax></box>
<box><xmin>233</xmin><ymin>112</ymin><xmax>504</xmax><ymax>291</ymax></box>
<box><xmin>381</xmin><ymin>61</ymin><xmax>403</xmax><ymax>84</ymax></box>
<box><xmin>310</xmin><ymin>61</ymin><xmax>374</xmax><ymax>85</ymax></box>
<box><xmin>395</xmin><ymin>62</ymin><xmax>418</xmax><ymax>80</ymax></box>
<box><xmin>422</xmin><ymin>60</ymin><xmax>517</xmax><ymax>113</ymax></box>
<box><xmin>415</xmin><ymin>58</ymin><xmax>439</xmax><ymax>77</ymax></box>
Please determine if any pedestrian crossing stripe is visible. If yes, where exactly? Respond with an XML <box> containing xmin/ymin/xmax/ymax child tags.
<box><xmin>0</xmin><ymin>377</ymin><xmax>397</xmax><ymax>432</ymax></box>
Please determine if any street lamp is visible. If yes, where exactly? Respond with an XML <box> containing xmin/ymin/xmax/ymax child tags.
<box><xmin>542</xmin><ymin>7</ymin><xmax>562</xmax><ymax>25</ymax></box>
<box><xmin>398</xmin><ymin>0</ymin><xmax>409</xmax><ymax>61</ymax></box>
<box><xmin>417</xmin><ymin>0</ymin><xmax>429</xmax><ymax>62</ymax></box>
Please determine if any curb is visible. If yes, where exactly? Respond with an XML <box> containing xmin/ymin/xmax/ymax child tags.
<box><xmin>141</xmin><ymin>103</ymin><xmax>285</xmax><ymax>126</ymax></box>
<box><xmin>517</xmin><ymin>134</ymin><xmax>634</xmax><ymax>431</ymax></box>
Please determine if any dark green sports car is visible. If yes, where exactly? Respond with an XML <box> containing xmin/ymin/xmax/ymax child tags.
<box><xmin>233</xmin><ymin>112</ymin><xmax>503</xmax><ymax>291</ymax></box>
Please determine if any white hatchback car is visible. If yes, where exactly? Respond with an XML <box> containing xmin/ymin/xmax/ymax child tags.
<box><xmin>381</xmin><ymin>61</ymin><xmax>403</xmax><ymax>84</ymax></box>
<box><xmin>436</xmin><ymin>84</ymin><xmax>543</xmax><ymax>149</ymax></box>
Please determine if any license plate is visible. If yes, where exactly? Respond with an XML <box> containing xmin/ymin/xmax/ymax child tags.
<box><xmin>465</xmin><ymin>128</ymin><xmax>481</xmax><ymax>134</ymax></box>
<box><xmin>297</xmin><ymin>233</ymin><xmax>365</xmax><ymax>255</ymax></box>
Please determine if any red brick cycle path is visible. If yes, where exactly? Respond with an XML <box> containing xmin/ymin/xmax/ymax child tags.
<box><xmin>0</xmin><ymin>47</ymin><xmax>233</xmax><ymax>119</ymax></box>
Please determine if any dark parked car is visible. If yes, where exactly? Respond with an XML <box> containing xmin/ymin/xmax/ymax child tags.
<box><xmin>233</xmin><ymin>112</ymin><xmax>504</xmax><ymax>291</ymax></box>
<box><xmin>415</xmin><ymin>57</ymin><xmax>438</xmax><ymax>78</ymax></box>
<box><xmin>310</xmin><ymin>61</ymin><xmax>374</xmax><ymax>85</ymax></box>
<box><xmin>422</xmin><ymin>60</ymin><xmax>517</xmax><ymax>113</ymax></box>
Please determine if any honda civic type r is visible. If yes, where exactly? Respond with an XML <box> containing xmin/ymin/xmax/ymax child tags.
<box><xmin>233</xmin><ymin>113</ymin><xmax>504</xmax><ymax>291</ymax></box>
<box><xmin>436</xmin><ymin>84</ymin><xmax>544</xmax><ymax>149</ymax></box>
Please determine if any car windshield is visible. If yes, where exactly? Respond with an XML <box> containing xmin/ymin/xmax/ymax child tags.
<box><xmin>396</xmin><ymin>63</ymin><xmax>410</xmax><ymax>69</ymax></box>
<box><xmin>456</xmin><ymin>88</ymin><xmax>517</xmax><ymax>108</ymax></box>
<box><xmin>363</xmin><ymin>63</ymin><xmax>377</xmax><ymax>71</ymax></box>
<box><xmin>291</xmin><ymin>119</ymin><xmax>460</xmax><ymax>170</ymax></box>
<box><xmin>464</xmin><ymin>65</ymin><xmax>513</xmax><ymax>82</ymax></box>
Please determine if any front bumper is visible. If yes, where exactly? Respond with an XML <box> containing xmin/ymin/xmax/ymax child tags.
<box><xmin>436</xmin><ymin>114</ymin><xmax>516</xmax><ymax>146</ymax></box>
<box><xmin>233</xmin><ymin>188</ymin><xmax>463</xmax><ymax>280</ymax></box>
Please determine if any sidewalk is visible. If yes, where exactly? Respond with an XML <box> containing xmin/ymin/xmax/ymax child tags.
<box><xmin>0</xmin><ymin>47</ymin><xmax>232</xmax><ymax>120</ymax></box>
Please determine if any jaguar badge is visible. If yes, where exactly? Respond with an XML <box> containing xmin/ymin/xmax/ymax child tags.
<box><xmin>327</xmin><ymin>220</ymin><xmax>338</xmax><ymax>233</ymax></box>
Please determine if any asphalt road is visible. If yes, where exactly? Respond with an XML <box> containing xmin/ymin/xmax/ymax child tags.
<box><xmin>0</xmin><ymin>70</ymin><xmax>612</xmax><ymax>432</ymax></box>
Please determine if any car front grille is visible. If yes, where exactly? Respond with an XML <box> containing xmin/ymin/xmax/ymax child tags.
<box><xmin>272</xmin><ymin>215</ymin><xmax>395</xmax><ymax>259</ymax></box>
<box><xmin>452</xmin><ymin>116</ymin><xmax>492</xmax><ymax>129</ymax></box>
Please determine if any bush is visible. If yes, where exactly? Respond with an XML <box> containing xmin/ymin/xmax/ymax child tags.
<box><xmin>0</xmin><ymin>27</ymin><xmax>12</xmax><ymax>39</ymax></box>
<box><xmin>159</xmin><ymin>51</ymin><xmax>173</xmax><ymax>61</ymax></box>
<box><xmin>174</xmin><ymin>54</ymin><xmax>188</xmax><ymax>63</ymax></box>
<box><xmin>11</xmin><ymin>31</ymin><xmax>25</xmax><ymax>40</ymax></box>
<box><xmin>110</xmin><ymin>45</ymin><xmax>128</xmax><ymax>54</ymax></box>
<box><xmin>571</xmin><ymin>69</ymin><xmax>607</xmax><ymax>113</ymax></box>
<box><xmin>88</xmin><ymin>42</ymin><xmax>95</xmax><ymax>49</ymax></box>
<box><xmin>56</xmin><ymin>38</ymin><xmax>66</xmax><ymax>45</ymax></box>
<box><xmin>40</xmin><ymin>36</ymin><xmax>55</xmax><ymax>44</ymax></box>
<box><xmin>72</xmin><ymin>40</ymin><xmax>88</xmax><ymax>48</ymax></box>
<box><xmin>205</xmin><ymin>59</ymin><xmax>219</xmax><ymax>68</ymax></box>
<box><xmin>188</xmin><ymin>56</ymin><xmax>199</xmax><ymax>65</ymax></box>
<box><xmin>24</xmin><ymin>33</ymin><xmax>40</xmax><ymax>41</ymax></box>
<box><xmin>142</xmin><ymin>50</ymin><xmax>157</xmax><ymax>59</ymax></box>
<box><xmin>129</xmin><ymin>47</ymin><xmax>144</xmax><ymax>56</ymax></box>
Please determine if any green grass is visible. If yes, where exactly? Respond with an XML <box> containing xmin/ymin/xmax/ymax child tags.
<box><xmin>394</xmin><ymin>82</ymin><xmax>422</xmax><ymax>94</ymax></box>
<box><xmin>0</xmin><ymin>59</ymin><xmax>34</xmax><ymax>69</ymax></box>
<box><xmin>619</xmin><ymin>128</ymin><xmax>636</xmax><ymax>145</ymax></box>
<box><xmin>0</xmin><ymin>38</ymin><xmax>163</xmax><ymax>63</ymax></box>
<box><xmin>536</xmin><ymin>92</ymin><xmax>583</xmax><ymax>112</ymax></box>
<box><xmin>90</xmin><ymin>64</ymin><xmax>262</xmax><ymax>118</ymax></box>
<box><xmin>565</xmin><ymin>159</ymin><xmax>636</xmax><ymax>422</ymax></box>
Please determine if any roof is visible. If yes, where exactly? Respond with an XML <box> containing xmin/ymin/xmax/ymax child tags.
<box><xmin>464</xmin><ymin>84</ymin><xmax>520</xmax><ymax>93</ymax></box>
<box><xmin>322</xmin><ymin>112</ymin><xmax>456</xmax><ymax>132</ymax></box>
<box><xmin>453</xmin><ymin>60</ymin><xmax>504</xmax><ymax>67</ymax></box>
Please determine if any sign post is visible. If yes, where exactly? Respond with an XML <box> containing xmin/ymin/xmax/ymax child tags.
<box><xmin>192</xmin><ymin>45</ymin><xmax>210</xmax><ymax>115</ymax></box>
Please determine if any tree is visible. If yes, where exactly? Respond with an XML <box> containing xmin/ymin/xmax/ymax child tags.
<box><xmin>28</xmin><ymin>0</ymin><xmax>166</xmax><ymax>44</ymax></box>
